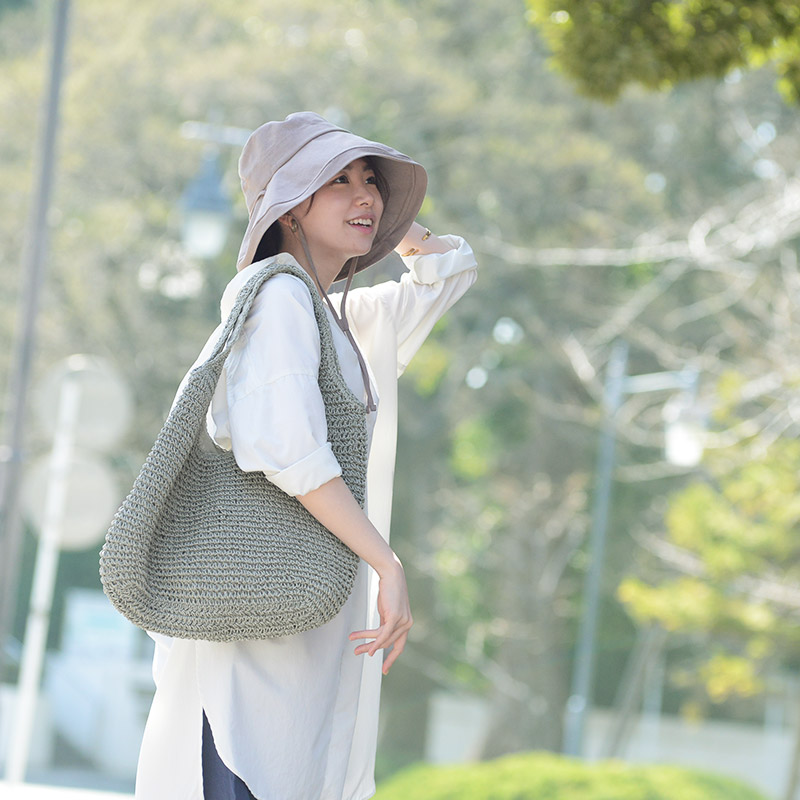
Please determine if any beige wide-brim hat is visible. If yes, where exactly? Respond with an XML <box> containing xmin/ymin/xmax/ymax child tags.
<box><xmin>236</xmin><ymin>112</ymin><xmax>428</xmax><ymax>280</ymax></box>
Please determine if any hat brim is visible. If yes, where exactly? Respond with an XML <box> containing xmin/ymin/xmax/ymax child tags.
<box><xmin>236</xmin><ymin>131</ymin><xmax>427</xmax><ymax>281</ymax></box>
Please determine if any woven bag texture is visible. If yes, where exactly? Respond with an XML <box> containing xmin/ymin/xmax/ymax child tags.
<box><xmin>99</xmin><ymin>262</ymin><xmax>367</xmax><ymax>641</ymax></box>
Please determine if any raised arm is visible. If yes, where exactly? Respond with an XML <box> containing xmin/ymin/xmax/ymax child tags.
<box><xmin>343</xmin><ymin>223</ymin><xmax>478</xmax><ymax>374</ymax></box>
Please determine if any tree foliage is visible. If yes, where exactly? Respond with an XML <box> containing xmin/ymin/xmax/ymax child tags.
<box><xmin>527</xmin><ymin>0</ymin><xmax>800</xmax><ymax>103</ymax></box>
<box><xmin>619</xmin><ymin>424</ymin><xmax>800</xmax><ymax>705</ymax></box>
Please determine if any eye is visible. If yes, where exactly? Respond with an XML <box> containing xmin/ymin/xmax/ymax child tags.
<box><xmin>331</xmin><ymin>173</ymin><xmax>349</xmax><ymax>184</ymax></box>
<box><xmin>366</xmin><ymin>174</ymin><xmax>378</xmax><ymax>185</ymax></box>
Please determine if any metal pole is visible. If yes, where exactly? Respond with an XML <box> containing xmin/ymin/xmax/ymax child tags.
<box><xmin>0</xmin><ymin>0</ymin><xmax>71</xmax><ymax>678</ymax></box>
<box><xmin>4</xmin><ymin>374</ymin><xmax>80</xmax><ymax>783</ymax></box>
<box><xmin>563</xmin><ymin>339</ymin><xmax>629</xmax><ymax>756</ymax></box>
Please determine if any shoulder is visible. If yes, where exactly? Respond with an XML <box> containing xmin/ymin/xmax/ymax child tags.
<box><xmin>250</xmin><ymin>271</ymin><xmax>316</xmax><ymax>320</ymax></box>
<box><xmin>233</xmin><ymin>270</ymin><xmax>323</xmax><ymax>379</ymax></box>
<box><xmin>247</xmin><ymin>273</ymin><xmax>319</xmax><ymax>345</ymax></box>
<box><xmin>256</xmin><ymin>270</ymin><xmax>313</xmax><ymax>300</ymax></box>
<box><xmin>220</xmin><ymin>257</ymin><xmax>316</xmax><ymax>319</ymax></box>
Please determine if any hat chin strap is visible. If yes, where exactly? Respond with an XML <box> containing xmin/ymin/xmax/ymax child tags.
<box><xmin>291</xmin><ymin>218</ymin><xmax>377</xmax><ymax>413</ymax></box>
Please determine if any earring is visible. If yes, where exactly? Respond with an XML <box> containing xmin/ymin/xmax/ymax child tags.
<box><xmin>290</xmin><ymin>218</ymin><xmax>298</xmax><ymax>233</ymax></box>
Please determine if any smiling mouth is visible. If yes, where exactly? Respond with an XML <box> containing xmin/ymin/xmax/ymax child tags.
<box><xmin>348</xmin><ymin>217</ymin><xmax>374</xmax><ymax>229</ymax></box>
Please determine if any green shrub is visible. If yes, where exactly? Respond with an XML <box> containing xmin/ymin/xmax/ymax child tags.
<box><xmin>376</xmin><ymin>751</ymin><xmax>768</xmax><ymax>800</ymax></box>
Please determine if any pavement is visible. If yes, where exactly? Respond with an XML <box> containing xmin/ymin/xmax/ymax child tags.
<box><xmin>0</xmin><ymin>783</ymin><xmax>132</xmax><ymax>799</ymax></box>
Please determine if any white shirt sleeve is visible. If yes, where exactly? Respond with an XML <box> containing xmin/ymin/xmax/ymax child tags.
<box><xmin>343</xmin><ymin>235</ymin><xmax>478</xmax><ymax>375</ymax></box>
<box><xmin>222</xmin><ymin>273</ymin><xmax>343</xmax><ymax>497</ymax></box>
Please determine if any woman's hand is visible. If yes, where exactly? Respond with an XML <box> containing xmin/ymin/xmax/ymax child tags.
<box><xmin>349</xmin><ymin>557</ymin><xmax>413</xmax><ymax>675</ymax></box>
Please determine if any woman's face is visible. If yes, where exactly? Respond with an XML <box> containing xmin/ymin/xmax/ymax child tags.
<box><xmin>291</xmin><ymin>158</ymin><xmax>384</xmax><ymax>267</ymax></box>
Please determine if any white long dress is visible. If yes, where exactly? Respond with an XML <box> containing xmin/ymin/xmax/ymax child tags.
<box><xmin>134</xmin><ymin>236</ymin><xmax>477</xmax><ymax>800</ymax></box>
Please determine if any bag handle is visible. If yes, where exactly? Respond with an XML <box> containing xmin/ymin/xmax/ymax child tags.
<box><xmin>209</xmin><ymin>264</ymin><xmax>291</xmax><ymax>361</ymax></box>
<box><xmin>176</xmin><ymin>261</ymin><xmax>359</xmax><ymax>418</ymax></box>
<box><xmin>201</xmin><ymin>262</ymin><xmax>323</xmax><ymax>374</ymax></box>
<box><xmin>152</xmin><ymin>260</ymin><xmax>364</xmax><ymax>471</ymax></box>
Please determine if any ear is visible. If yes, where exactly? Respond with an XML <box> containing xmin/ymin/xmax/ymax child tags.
<box><xmin>279</xmin><ymin>213</ymin><xmax>298</xmax><ymax>233</ymax></box>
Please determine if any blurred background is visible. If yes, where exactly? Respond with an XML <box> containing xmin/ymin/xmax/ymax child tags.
<box><xmin>1</xmin><ymin>0</ymin><xmax>800</xmax><ymax>798</ymax></box>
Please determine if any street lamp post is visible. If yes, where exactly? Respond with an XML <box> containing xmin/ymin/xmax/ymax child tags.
<box><xmin>180</xmin><ymin>150</ymin><xmax>232</xmax><ymax>260</ymax></box>
<box><xmin>0</xmin><ymin>0</ymin><xmax>72</xmax><ymax>681</ymax></box>
<box><xmin>178</xmin><ymin>120</ymin><xmax>250</xmax><ymax>261</ymax></box>
<box><xmin>562</xmin><ymin>341</ymin><xmax>701</xmax><ymax>757</ymax></box>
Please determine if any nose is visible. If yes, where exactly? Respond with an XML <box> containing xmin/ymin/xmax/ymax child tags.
<box><xmin>356</xmin><ymin>184</ymin><xmax>374</xmax><ymax>207</ymax></box>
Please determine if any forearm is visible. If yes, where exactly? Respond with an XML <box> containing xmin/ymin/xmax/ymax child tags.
<box><xmin>394</xmin><ymin>221</ymin><xmax>453</xmax><ymax>256</ymax></box>
<box><xmin>297</xmin><ymin>476</ymin><xmax>400</xmax><ymax>577</ymax></box>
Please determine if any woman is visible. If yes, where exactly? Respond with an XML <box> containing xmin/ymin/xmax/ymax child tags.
<box><xmin>135</xmin><ymin>112</ymin><xmax>477</xmax><ymax>800</ymax></box>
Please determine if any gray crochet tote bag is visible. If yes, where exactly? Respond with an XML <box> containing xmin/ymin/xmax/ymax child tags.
<box><xmin>99</xmin><ymin>261</ymin><xmax>367</xmax><ymax>641</ymax></box>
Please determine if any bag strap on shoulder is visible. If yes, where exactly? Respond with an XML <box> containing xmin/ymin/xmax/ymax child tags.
<box><xmin>180</xmin><ymin>261</ymin><xmax>360</xmax><ymax>415</ymax></box>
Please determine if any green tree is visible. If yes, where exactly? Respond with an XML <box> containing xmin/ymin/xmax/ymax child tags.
<box><xmin>527</xmin><ymin>0</ymin><xmax>800</xmax><ymax>102</ymax></box>
<box><xmin>618</xmin><ymin>417</ymin><xmax>800</xmax><ymax>798</ymax></box>
<box><xmin>620</xmin><ymin>437</ymin><xmax>800</xmax><ymax>699</ymax></box>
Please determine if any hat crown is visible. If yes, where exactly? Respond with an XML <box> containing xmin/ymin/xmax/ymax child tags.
<box><xmin>239</xmin><ymin>112</ymin><xmax>348</xmax><ymax>216</ymax></box>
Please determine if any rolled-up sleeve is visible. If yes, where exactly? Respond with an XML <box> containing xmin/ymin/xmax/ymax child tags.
<box><xmin>222</xmin><ymin>273</ymin><xmax>343</xmax><ymax>497</ymax></box>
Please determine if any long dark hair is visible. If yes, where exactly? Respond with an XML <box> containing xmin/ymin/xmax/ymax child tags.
<box><xmin>252</xmin><ymin>220</ymin><xmax>282</xmax><ymax>264</ymax></box>
<box><xmin>250</xmin><ymin>157</ymin><xmax>390</xmax><ymax>265</ymax></box>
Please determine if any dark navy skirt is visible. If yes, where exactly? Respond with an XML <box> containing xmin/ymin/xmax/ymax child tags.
<box><xmin>202</xmin><ymin>712</ymin><xmax>257</xmax><ymax>800</ymax></box>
